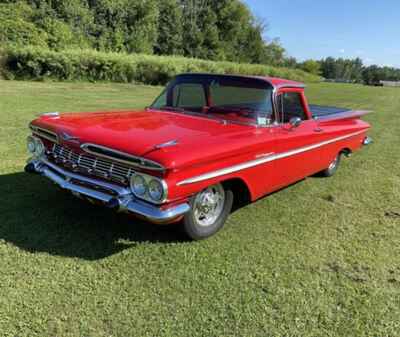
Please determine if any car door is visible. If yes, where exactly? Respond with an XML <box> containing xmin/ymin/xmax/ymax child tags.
<box><xmin>272</xmin><ymin>89</ymin><xmax>329</xmax><ymax>186</ymax></box>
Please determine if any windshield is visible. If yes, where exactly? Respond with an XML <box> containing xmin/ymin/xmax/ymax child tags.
<box><xmin>151</xmin><ymin>74</ymin><xmax>274</xmax><ymax>126</ymax></box>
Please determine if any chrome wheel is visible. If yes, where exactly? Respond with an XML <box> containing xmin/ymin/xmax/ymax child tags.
<box><xmin>193</xmin><ymin>184</ymin><xmax>225</xmax><ymax>227</ymax></box>
<box><xmin>328</xmin><ymin>156</ymin><xmax>338</xmax><ymax>170</ymax></box>
<box><xmin>319</xmin><ymin>153</ymin><xmax>341</xmax><ymax>177</ymax></box>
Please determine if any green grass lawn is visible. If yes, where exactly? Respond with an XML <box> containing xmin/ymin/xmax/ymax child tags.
<box><xmin>0</xmin><ymin>80</ymin><xmax>399</xmax><ymax>337</ymax></box>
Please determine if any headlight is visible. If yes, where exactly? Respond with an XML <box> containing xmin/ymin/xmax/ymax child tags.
<box><xmin>27</xmin><ymin>136</ymin><xmax>45</xmax><ymax>157</ymax></box>
<box><xmin>131</xmin><ymin>174</ymin><xmax>147</xmax><ymax>196</ymax></box>
<box><xmin>130</xmin><ymin>173</ymin><xmax>167</xmax><ymax>203</ymax></box>
<box><xmin>148</xmin><ymin>179</ymin><xmax>164</xmax><ymax>202</ymax></box>
<box><xmin>35</xmin><ymin>138</ymin><xmax>45</xmax><ymax>156</ymax></box>
<box><xmin>27</xmin><ymin>136</ymin><xmax>36</xmax><ymax>153</ymax></box>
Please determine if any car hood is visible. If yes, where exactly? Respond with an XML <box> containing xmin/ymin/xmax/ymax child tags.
<box><xmin>33</xmin><ymin>109</ymin><xmax>267</xmax><ymax>170</ymax></box>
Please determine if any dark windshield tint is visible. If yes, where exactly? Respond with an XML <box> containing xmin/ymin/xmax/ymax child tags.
<box><xmin>151</xmin><ymin>74</ymin><xmax>273</xmax><ymax>125</ymax></box>
<box><xmin>210</xmin><ymin>84</ymin><xmax>272</xmax><ymax>111</ymax></box>
<box><xmin>173</xmin><ymin>83</ymin><xmax>206</xmax><ymax>107</ymax></box>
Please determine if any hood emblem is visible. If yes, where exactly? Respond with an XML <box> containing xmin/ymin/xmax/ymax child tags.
<box><xmin>60</xmin><ymin>132</ymin><xmax>80</xmax><ymax>143</ymax></box>
<box><xmin>154</xmin><ymin>140</ymin><xmax>179</xmax><ymax>150</ymax></box>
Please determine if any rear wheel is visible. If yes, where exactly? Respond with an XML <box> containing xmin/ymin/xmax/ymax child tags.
<box><xmin>320</xmin><ymin>153</ymin><xmax>341</xmax><ymax>177</ymax></box>
<box><xmin>182</xmin><ymin>183</ymin><xmax>233</xmax><ymax>240</ymax></box>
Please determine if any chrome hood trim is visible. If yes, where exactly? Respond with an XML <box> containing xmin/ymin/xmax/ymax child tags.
<box><xmin>154</xmin><ymin>139</ymin><xmax>179</xmax><ymax>149</ymax></box>
<box><xmin>81</xmin><ymin>143</ymin><xmax>165</xmax><ymax>171</ymax></box>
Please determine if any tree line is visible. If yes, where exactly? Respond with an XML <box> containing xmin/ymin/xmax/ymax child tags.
<box><xmin>293</xmin><ymin>57</ymin><xmax>400</xmax><ymax>85</ymax></box>
<box><xmin>0</xmin><ymin>0</ymin><xmax>292</xmax><ymax>67</ymax></box>
<box><xmin>318</xmin><ymin>57</ymin><xmax>400</xmax><ymax>85</ymax></box>
<box><xmin>1</xmin><ymin>0</ymin><xmax>399</xmax><ymax>84</ymax></box>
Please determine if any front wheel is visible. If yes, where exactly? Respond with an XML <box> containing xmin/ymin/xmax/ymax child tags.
<box><xmin>319</xmin><ymin>153</ymin><xmax>341</xmax><ymax>177</ymax></box>
<box><xmin>182</xmin><ymin>183</ymin><xmax>233</xmax><ymax>240</ymax></box>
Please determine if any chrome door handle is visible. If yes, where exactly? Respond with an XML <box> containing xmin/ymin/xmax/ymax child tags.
<box><xmin>314</xmin><ymin>127</ymin><xmax>323</xmax><ymax>132</ymax></box>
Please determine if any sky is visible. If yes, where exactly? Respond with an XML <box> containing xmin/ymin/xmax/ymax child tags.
<box><xmin>242</xmin><ymin>0</ymin><xmax>400</xmax><ymax>67</ymax></box>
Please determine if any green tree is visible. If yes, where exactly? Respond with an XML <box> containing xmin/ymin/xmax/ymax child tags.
<box><xmin>90</xmin><ymin>0</ymin><xmax>159</xmax><ymax>53</ymax></box>
<box><xmin>124</xmin><ymin>0</ymin><xmax>159</xmax><ymax>54</ymax></box>
<box><xmin>155</xmin><ymin>0</ymin><xmax>183</xmax><ymax>56</ymax></box>
<box><xmin>237</xmin><ymin>19</ymin><xmax>267</xmax><ymax>64</ymax></box>
<box><xmin>262</xmin><ymin>39</ymin><xmax>286</xmax><ymax>66</ymax></box>
<box><xmin>197</xmin><ymin>5</ymin><xmax>221</xmax><ymax>60</ymax></box>
<box><xmin>300</xmin><ymin>59</ymin><xmax>321</xmax><ymax>76</ymax></box>
<box><xmin>210</xmin><ymin>0</ymin><xmax>255</xmax><ymax>62</ymax></box>
<box><xmin>283</xmin><ymin>57</ymin><xmax>298</xmax><ymax>68</ymax></box>
<box><xmin>0</xmin><ymin>2</ymin><xmax>48</xmax><ymax>47</ymax></box>
<box><xmin>0</xmin><ymin>0</ymin><xmax>307</xmax><ymax>71</ymax></box>
<box><xmin>180</xmin><ymin>0</ymin><xmax>207</xmax><ymax>58</ymax></box>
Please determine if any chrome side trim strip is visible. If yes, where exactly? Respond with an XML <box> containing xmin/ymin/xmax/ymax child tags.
<box><xmin>177</xmin><ymin>130</ymin><xmax>365</xmax><ymax>186</ymax></box>
<box><xmin>272</xmin><ymin>130</ymin><xmax>365</xmax><ymax>160</ymax></box>
<box><xmin>81</xmin><ymin>143</ymin><xmax>165</xmax><ymax>172</ymax></box>
<box><xmin>177</xmin><ymin>154</ymin><xmax>276</xmax><ymax>186</ymax></box>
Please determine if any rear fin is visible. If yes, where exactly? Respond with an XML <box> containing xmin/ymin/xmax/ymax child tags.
<box><xmin>315</xmin><ymin>110</ymin><xmax>372</xmax><ymax>124</ymax></box>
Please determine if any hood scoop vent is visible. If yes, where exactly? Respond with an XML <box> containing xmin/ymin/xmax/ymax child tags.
<box><xmin>30</xmin><ymin>124</ymin><xmax>58</xmax><ymax>143</ymax></box>
<box><xmin>81</xmin><ymin>143</ymin><xmax>165</xmax><ymax>171</ymax></box>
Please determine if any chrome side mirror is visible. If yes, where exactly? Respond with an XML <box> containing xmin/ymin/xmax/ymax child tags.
<box><xmin>289</xmin><ymin>117</ymin><xmax>302</xmax><ymax>128</ymax></box>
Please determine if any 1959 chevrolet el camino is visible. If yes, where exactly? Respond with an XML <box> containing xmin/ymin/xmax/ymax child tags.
<box><xmin>25</xmin><ymin>74</ymin><xmax>372</xmax><ymax>239</ymax></box>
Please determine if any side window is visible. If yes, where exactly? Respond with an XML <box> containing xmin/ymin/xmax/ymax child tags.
<box><xmin>277</xmin><ymin>92</ymin><xmax>307</xmax><ymax>123</ymax></box>
<box><xmin>173</xmin><ymin>83</ymin><xmax>206</xmax><ymax>108</ymax></box>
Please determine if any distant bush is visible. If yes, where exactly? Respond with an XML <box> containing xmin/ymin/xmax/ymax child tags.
<box><xmin>3</xmin><ymin>46</ymin><xmax>321</xmax><ymax>84</ymax></box>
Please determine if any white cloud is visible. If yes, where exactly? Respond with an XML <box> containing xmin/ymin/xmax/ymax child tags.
<box><xmin>339</xmin><ymin>49</ymin><xmax>345</xmax><ymax>54</ymax></box>
<box><xmin>364</xmin><ymin>57</ymin><xmax>375</xmax><ymax>64</ymax></box>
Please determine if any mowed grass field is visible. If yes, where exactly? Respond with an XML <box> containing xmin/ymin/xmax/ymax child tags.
<box><xmin>0</xmin><ymin>80</ymin><xmax>399</xmax><ymax>337</ymax></box>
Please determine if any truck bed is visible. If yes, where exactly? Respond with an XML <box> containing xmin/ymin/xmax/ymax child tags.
<box><xmin>309</xmin><ymin>104</ymin><xmax>351</xmax><ymax>118</ymax></box>
<box><xmin>309</xmin><ymin>104</ymin><xmax>371</xmax><ymax>123</ymax></box>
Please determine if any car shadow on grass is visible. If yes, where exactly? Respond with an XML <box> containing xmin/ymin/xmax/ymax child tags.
<box><xmin>0</xmin><ymin>172</ymin><xmax>187</xmax><ymax>260</ymax></box>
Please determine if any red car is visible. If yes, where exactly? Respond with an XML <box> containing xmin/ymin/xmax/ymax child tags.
<box><xmin>26</xmin><ymin>74</ymin><xmax>372</xmax><ymax>239</ymax></box>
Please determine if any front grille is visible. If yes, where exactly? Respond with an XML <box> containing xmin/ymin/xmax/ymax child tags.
<box><xmin>50</xmin><ymin>144</ymin><xmax>134</xmax><ymax>184</ymax></box>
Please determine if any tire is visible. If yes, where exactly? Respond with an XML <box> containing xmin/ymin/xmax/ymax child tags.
<box><xmin>182</xmin><ymin>183</ymin><xmax>234</xmax><ymax>240</ymax></box>
<box><xmin>320</xmin><ymin>153</ymin><xmax>341</xmax><ymax>177</ymax></box>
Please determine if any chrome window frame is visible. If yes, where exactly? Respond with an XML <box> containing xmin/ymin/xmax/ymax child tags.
<box><xmin>271</xmin><ymin>84</ymin><xmax>308</xmax><ymax>126</ymax></box>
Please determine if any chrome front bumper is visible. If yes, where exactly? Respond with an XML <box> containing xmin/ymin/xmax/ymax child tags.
<box><xmin>25</xmin><ymin>158</ymin><xmax>190</xmax><ymax>224</ymax></box>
